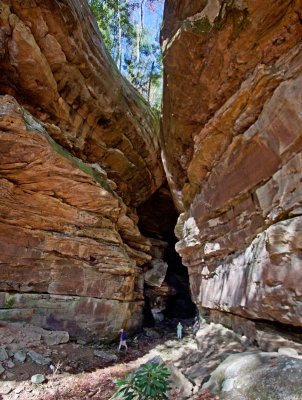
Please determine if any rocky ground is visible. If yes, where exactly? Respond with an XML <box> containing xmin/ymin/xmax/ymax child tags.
<box><xmin>0</xmin><ymin>319</ymin><xmax>302</xmax><ymax>400</ymax></box>
<box><xmin>0</xmin><ymin>319</ymin><xmax>193</xmax><ymax>400</ymax></box>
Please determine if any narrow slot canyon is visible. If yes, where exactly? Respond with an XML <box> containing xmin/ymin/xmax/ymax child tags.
<box><xmin>137</xmin><ymin>184</ymin><xmax>196</xmax><ymax>328</ymax></box>
<box><xmin>0</xmin><ymin>0</ymin><xmax>302</xmax><ymax>399</ymax></box>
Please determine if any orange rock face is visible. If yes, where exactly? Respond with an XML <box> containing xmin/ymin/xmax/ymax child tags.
<box><xmin>162</xmin><ymin>1</ymin><xmax>302</xmax><ymax>328</ymax></box>
<box><xmin>0</xmin><ymin>95</ymin><xmax>150</xmax><ymax>338</ymax></box>
<box><xmin>0</xmin><ymin>0</ymin><xmax>164</xmax><ymax>339</ymax></box>
<box><xmin>0</xmin><ymin>0</ymin><xmax>164</xmax><ymax>207</ymax></box>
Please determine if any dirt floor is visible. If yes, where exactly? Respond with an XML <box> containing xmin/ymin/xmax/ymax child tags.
<box><xmin>2</xmin><ymin>317</ymin><xmax>301</xmax><ymax>400</ymax></box>
<box><xmin>1</xmin><ymin>319</ymin><xmax>202</xmax><ymax>400</ymax></box>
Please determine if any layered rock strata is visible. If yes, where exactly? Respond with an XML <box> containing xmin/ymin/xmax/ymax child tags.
<box><xmin>0</xmin><ymin>0</ymin><xmax>165</xmax><ymax>339</ymax></box>
<box><xmin>0</xmin><ymin>95</ymin><xmax>152</xmax><ymax>339</ymax></box>
<box><xmin>0</xmin><ymin>0</ymin><xmax>163</xmax><ymax>206</ymax></box>
<box><xmin>162</xmin><ymin>0</ymin><xmax>302</xmax><ymax>330</ymax></box>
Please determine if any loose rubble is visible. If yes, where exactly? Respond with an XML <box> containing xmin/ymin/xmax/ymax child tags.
<box><xmin>0</xmin><ymin>319</ymin><xmax>301</xmax><ymax>399</ymax></box>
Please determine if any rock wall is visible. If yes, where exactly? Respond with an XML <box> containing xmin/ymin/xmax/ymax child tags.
<box><xmin>0</xmin><ymin>0</ymin><xmax>163</xmax><ymax>206</ymax></box>
<box><xmin>2</xmin><ymin>0</ymin><xmax>302</xmax><ymax>340</ymax></box>
<box><xmin>0</xmin><ymin>95</ymin><xmax>147</xmax><ymax>339</ymax></box>
<box><xmin>0</xmin><ymin>0</ymin><xmax>164</xmax><ymax>339</ymax></box>
<box><xmin>162</xmin><ymin>0</ymin><xmax>302</xmax><ymax>330</ymax></box>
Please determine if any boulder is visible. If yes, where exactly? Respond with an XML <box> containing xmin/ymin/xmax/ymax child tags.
<box><xmin>257</xmin><ymin>328</ymin><xmax>302</xmax><ymax>354</ymax></box>
<box><xmin>278</xmin><ymin>347</ymin><xmax>301</xmax><ymax>359</ymax></box>
<box><xmin>31</xmin><ymin>374</ymin><xmax>45</xmax><ymax>384</ymax></box>
<box><xmin>93</xmin><ymin>350</ymin><xmax>118</xmax><ymax>363</ymax></box>
<box><xmin>42</xmin><ymin>331</ymin><xmax>69</xmax><ymax>346</ymax></box>
<box><xmin>0</xmin><ymin>347</ymin><xmax>8</xmax><ymax>362</ymax></box>
<box><xmin>14</xmin><ymin>350</ymin><xmax>27</xmax><ymax>363</ymax></box>
<box><xmin>203</xmin><ymin>352</ymin><xmax>302</xmax><ymax>399</ymax></box>
<box><xmin>5</xmin><ymin>360</ymin><xmax>15</xmax><ymax>369</ymax></box>
<box><xmin>145</xmin><ymin>355</ymin><xmax>164</xmax><ymax>365</ymax></box>
<box><xmin>168</xmin><ymin>364</ymin><xmax>195</xmax><ymax>399</ymax></box>
<box><xmin>27</xmin><ymin>350</ymin><xmax>51</xmax><ymax>366</ymax></box>
<box><xmin>144</xmin><ymin>260</ymin><xmax>168</xmax><ymax>288</ymax></box>
<box><xmin>151</xmin><ymin>309</ymin><xmax>165</xmax><ymax>323</ymax></box>
<box><xmin>143</xmin><ymin>328</ymin><xmax>161</xmax><ymax>339</ymax></box>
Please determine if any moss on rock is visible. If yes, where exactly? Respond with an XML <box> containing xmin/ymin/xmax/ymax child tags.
<box><xmin>22</xmin><ymin>108</ymin><xmax>115</xmax><ymax>196</ymax></box>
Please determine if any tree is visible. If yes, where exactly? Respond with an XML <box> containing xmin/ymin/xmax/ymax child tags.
<box><xmin>123</xmin><ymin>27</ymin><xmax>162</xmax><ymax>104</ymax></box>
<box><xmin>88</xmin><ymin>0</ymin><xmax>163</xmax><ymax>110</ymax></box>
<box><xmin>88</xmin><ymin>0</ymin><xmax>136</xmax><ymax>67</ymax></box>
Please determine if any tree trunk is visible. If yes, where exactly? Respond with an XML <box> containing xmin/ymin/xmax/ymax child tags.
<box><xmin>147</xmin><ymin>61</ymin><xmax>154</xmax><ymax>103</ymax></box>
<box><xmin>136</xmin><ymin>0</ymin><xmax>145</xmax><ymax>63</ymax></box>
<box><xmin>117</xmin><ymin>0</ymin><xmax>122</xmax><ymax>70</ymax></box>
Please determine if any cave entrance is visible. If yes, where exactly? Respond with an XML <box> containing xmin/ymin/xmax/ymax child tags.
<box><xmin>137</xmin><ymin>184</ymin><xmax>196</xmax><ymax>327</ymax></box>
<box><xmin>164</xmin><ymin>244</ymin><xmax>196</xmax><ymax>319</ymax></box>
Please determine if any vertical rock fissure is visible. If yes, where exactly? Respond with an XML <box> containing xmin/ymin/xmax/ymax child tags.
<box><xmin>137</xmin><ymin>184</ymin><xmax>196</xmax><ymax>327</ymax></box>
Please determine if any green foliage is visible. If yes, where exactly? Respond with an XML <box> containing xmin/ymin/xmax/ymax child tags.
<box><xmin>88</xmin><ymin>0</ymin><xmax>163</xmax><ymax>109</ymax></box>
<box><xmin>49</xmin><ymin>137</ymin><xmax>115</xmax><ymax>195</ymax></box>
<box><xmin>22</xmin><ymin>108</ymin><xmax>115</xmax><ymax>195</ymax></box>
<box><xmin>191</xmin><ymin>17</ymin><xmax>212</xmax><ymax>34</ymax></box>
<box><xmin>88</xmin><ymin>0</ymin><xmax>135</xmax><ymax>66</ymax></box>
<box><xmin>113</xmin><ymin>362</ymin><xmax>171</xmax><ymax>399</ymax></box>
<box><xmin>123</xmin><ymin>32</ymin><xmax>162</xmax><ymax>109</ymax></box>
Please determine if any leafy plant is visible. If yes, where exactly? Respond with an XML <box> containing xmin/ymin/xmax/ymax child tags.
<box><xmin>113</xmin><ymin>362</ymin><xmax>171</xmax><ymax>399</ymax></box>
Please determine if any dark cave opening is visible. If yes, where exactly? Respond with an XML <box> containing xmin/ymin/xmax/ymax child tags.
<box><xmin>142</xmin><ymin>296</ymin><xmax>156</xmax><ymax>328</ymax></box>
<box><xmin>137</xmin><ymin>183</ymin><xmax>196</xmax><ymax>327</ymax></box>
<box><xmin>163</xmin><ymin>245</ymin><xmax>196</xmax><ymax>319</ymax></box>
<box><xmin>141</xmin><ymin>241</ymin><xmax>197</xmax><ymax>327</ymax></box>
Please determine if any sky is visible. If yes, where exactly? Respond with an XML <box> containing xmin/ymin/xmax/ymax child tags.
<box><xmin>145</xmin><ymin>0</ymin><xmax>164</xmax><ymax>40</ymax></box>
<box><xmin>130</xmin><ymin>0</ymin><xmax>164</xmax><ymax>41</ymax></box>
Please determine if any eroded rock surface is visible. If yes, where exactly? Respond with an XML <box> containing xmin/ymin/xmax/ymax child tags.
<box><xmin>0</xmin><ymin>0</ymin><xmax>164</xmax><ymax>206</ymax></box>
<box><xmin>0</xmin><ymin>0</ymin><xmax>165</xmax><ymax>339</ymax></box>
<box><xmin>0</xmin><ymin>95</ymin><xmax>149</xmax><ymax>339</ymax></box>
<box><xmin>162</xmin><ymin>0</ymin><xmax>302</xmax><ymax>330</ymax></box>
<box><xmin>204</xmin><ymin>351</ymin><xmax>302</xmax><ymax>400</ymax></box>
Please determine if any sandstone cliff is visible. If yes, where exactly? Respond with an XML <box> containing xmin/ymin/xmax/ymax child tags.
<box><xmin>0</xmin><ymin>0</ymin><xmax>164</xmax><ymax>339</ymax></box>
<box><xmin>2</xmin><ymin>0</ymin><xmax>302</xmax><ymax>343</ymax></box>
<box><xmin>0</xmin><ymin>0</ymin><xmax>163</xmax><ymax>206</ymax></box>
<box><xmin>162</xmin><ymin>0</ymin><xmax>302</xmax><ymax>332</ymax></box>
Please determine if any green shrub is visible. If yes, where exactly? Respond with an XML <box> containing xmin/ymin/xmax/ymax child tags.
<box><xmin>113</xmin><ymin>362</ymin><xmax>171</xmax><ymax>399</ymax></box>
